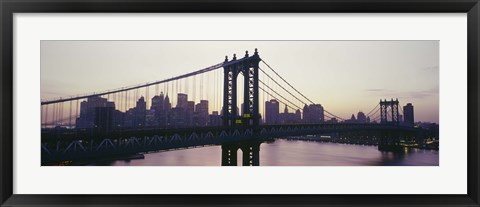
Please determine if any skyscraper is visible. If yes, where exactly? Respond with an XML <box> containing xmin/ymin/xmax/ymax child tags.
<box><xmin>151</xmin><ymin>93</ymin><xmax>165</xmax><ymax>127</ymax></box>
<box><xmin>303</xmin><ymin>104</ymin><xmax>324</xmax><ymax>123</ymax></box>
<box><xmin>123</xmin><ymin>97</ymin><xmax>147</xmax><ymax>128</ymax></box>
<box><xmin>295</xmin><ymin>109</ymin><xmax>302</xmax><ymax>122</ymax></box>
<box><xmin>265</xmin><ymin>99</ymin><xmax>279</xmax><ymax>124</ymax></box>
<box><xmin>162</xmin><ymin>94</ymin><xmax>172</xmax><ymax>127</ymax></box>
<box><xmin>195</xmin><ymin>100</ymin><xmax>209</xmax><ymax>126</ymax></box>
<box><xmin>134</xmin><ymin>97</ymin><xmax>147</xmax><ymax>127</ymax></box>
<box><xmin>170</xmin><ymin>107</ymin><xmax>185</xmax><ymax>127</ymax></box>
<box><xmin>94</xmin><ymin>106</ymin><xmax>114</xmax><ymax>133</ymax></box>
<box><xmin>403</xmin><ymin>103</ymin><xmax>414</xmax><ymax>126</ymax></box>
<box><xmin>76</xmin><ymin>96</ymin><xmax>115</xmax><ymax>129</ymax></box>
<box><xmin>357</xmin><ymin>111</ymin><xmax>366</xmax><ymax>123</ymax></box>
<box><xmin>164</xmin><ymin>94</ymin><xmax>171</xmax><ymax>111</ymax></box>
<box><xmin>177</xmin><ymin>93</ymin><xmax>188</xmax><ymax>110</ymax></box>
<box><xmin>186</xmin><ymin>101</ymin><xmax>195</xmax><ymax>126</ymax></box>
<box><xmin>151</xmin><ymin>93</ymin><xmax>164</xmax><ymax>111</ymax></box>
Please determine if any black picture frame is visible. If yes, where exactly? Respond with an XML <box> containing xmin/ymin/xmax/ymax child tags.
<box><xmin>1</xmin><ymin>0</ymin><xmax>479</xmax><ymax>206</ymax></box>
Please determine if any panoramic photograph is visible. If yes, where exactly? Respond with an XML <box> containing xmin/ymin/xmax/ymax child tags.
<box><xmin>40</xmin><ymin>41</ymin><xmax>439</xmax><ymax>166</ymax></box>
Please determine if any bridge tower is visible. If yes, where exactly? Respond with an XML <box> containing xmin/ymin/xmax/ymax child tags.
<box><xmin>380</xmin><ymin>98</ymin><xmax>400</xmax><ymax>125</ymax></box>
<box><xmin>222</xmin><ymin>49</ymin><xmax>261</xmax><ymax>128</ymax></box>
<box><xmin>378</xmin><ymin>98</ymin><xmax>403</xmax><ymax>151</ymax></box>
<box><xmin>221</xmin><ymin>49</ymin><xmax>261</xmax><ymax>166</ymax></box>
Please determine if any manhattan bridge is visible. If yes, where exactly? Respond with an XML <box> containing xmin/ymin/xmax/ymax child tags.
<box><xmin>41</xmin><ymin>49</ymin><xmax>422</xmax><ymax>166</ymax></box>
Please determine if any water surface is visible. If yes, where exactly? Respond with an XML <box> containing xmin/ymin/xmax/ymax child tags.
<box><xmin>88</xmin><ymin>139</ymin><xmax>439</xmax><ymax>166</ymax></box>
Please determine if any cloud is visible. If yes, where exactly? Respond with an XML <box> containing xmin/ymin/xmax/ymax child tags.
<box><xmin>365</xmin><ymin>87</ymin><xmax>438</xmax><ymax>100</ymax></box>
<box><xmin>365</xmin><ymin>89</ymin><xmax>397</xmax><ymax>93</ymax></box>
<box><xmin>408</xmin><ymin>91</ymin><xmax>435</xmax><ymax>99</ymax></box>
<box><xmin>365</xmin><ymin>89</ymin><xmax>385</xmax><ymax>92</ymax></box>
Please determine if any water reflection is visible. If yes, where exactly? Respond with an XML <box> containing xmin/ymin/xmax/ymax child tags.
<box><xmin>87</xmin><ymin>139</ymin><xmax>439</xmax><ymax>166</ymax></box>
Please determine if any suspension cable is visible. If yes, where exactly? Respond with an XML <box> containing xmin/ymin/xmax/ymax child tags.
<box><xmin>41</xmin><ymin>62</ymin><xmax>224</xmax><ymax>105</ymax></box>
<box><xmin>259</xmin><ymin>80</ymin><xmax>303</xmax><ymax>110</ymax></box>
<box><xmin>262</xmin><ymin>60</ymin><xmax>316</xmax><ymax>104</ymax></box>
<box><xmin>259</xmin><ymin>67</ymin><xmax>308</xmax><ymax>106</ymax></box>
<box><xmin>259</xmin><ymin>86</ymin><xmax>301</xmax><ymax>112</ymax></box>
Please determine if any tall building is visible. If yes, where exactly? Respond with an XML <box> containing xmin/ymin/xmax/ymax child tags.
<box><xmin>303</xmin><ymin>104</ymin><xmax>324</xmax><ymax>123</ymax></box>
<box><xmin>177</xmin><ymin>93</ymin><xmax>188</xmax><ymax>110</ymax></box>
<box><xmin>128</xmin><ymin>97</ymin><xmax>147</xmax><ymax>128</ymax></box>
<box><xmin>76</xmin><ymin>96</ymin><xmax>115</xmax><ymax>129</ymax></box>
<box><xmin>295</xmin><ymin>109</ymin><xmax>302</xmax><ymax>122</ymax></box>
<box><xmin>151</xmin><ymin>93</ymin><xmax>164</xmax><ymax>111</ymax></box>
<box><xmin>195</xmin><ymin>100</ymin><xmax>209</xmax><ymax>126</ymax></box>
<box><xmin>145</xmin><ymin>109</ymin><xmax>156</xmax><ymax>126</ymax></box>
<box><xmin>112</xmin><ymin>109</ymin><xmax>125</xmax><ymax>128</ymax></box>
<box><xmin>265</xmin><ymin>99</ymin><xmax>279</xmax><ymax>124</ymax></box>
<box><xmin>151</xmin><ymin>92</ymin><xmax>165</xmax><ymax>127</ymax></box>
<box><xmin>186</xmin><ymin>101</ymin><xmax>195</xmax><ymax>126</ymax></box>
<box><xmin>164</xmin><ymin>94</ymin><xmax>172</xmax><ymax>112</ymax></box>
<box><xmin>403</xmin><ymin>103</ymin><xmax>414</xmax><ymax>126</ymax></box>
<box><xmin>162</xmin><ymin>94</ymin><xmax>172</xmax><ymax>128</ymax></box>
<box><xmin>94</xmin><ymin>106</ymin><xmax>114</xmax><ymax>133</ymax></box>
<box><xmin>357</xmin><ymin>111</ymin><xmax>366</xmax><ymax>123</ymax></box>
<box><xmin>170</xmin><ymin>107</ymin><xmax>185</xmax><ymax>127</ymax></box>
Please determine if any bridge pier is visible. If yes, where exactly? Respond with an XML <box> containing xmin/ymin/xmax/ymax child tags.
<box><xmin>221</xmin><ymin>144</ymin><xmax>238</xmax><ymax>166</ymax></box>
<box><xmin>221</xmin><ymin>141</ymin><xmax>260</xmax><ymax>166</ymax></box>
<box><xmin>241</xmin><ymin>142</ymin><xmax>260</xmax><ymax>166</ymax></box>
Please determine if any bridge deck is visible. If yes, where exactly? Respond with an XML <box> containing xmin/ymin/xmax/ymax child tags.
<box><xmin>41</xmin><ymin>123</ymin><xmax>417</xmax><ymax>164</ymax></box>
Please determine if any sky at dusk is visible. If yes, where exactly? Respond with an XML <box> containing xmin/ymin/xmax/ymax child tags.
<box><xmin>41</xmin><ymin>41</ymin><xmax>439</xmax><ymax>123</ymax></box>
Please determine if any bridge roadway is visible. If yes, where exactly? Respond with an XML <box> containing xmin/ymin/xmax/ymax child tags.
<box><xmin>41</xmin><ymin>123</ymin><xmax>416</xmax><ymax>164</ymax></box>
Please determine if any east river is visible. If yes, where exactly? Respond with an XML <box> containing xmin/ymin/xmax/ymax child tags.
<box><xmin>87</xmin><ymin>139</ymin><xmax>439</xmax><ymax>166</ymax></box>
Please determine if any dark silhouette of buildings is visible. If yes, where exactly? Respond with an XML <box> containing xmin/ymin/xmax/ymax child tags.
<box><xmin>265</xmin><ymin>99</ymin><xmax>279</xmax><ymax>124</ymax></box>
<box><xmin>265</xmin><ymin>99</ymin><xmax>326</xmax><ymax>124</ymax></box>
<box><xmin>345</xmin><ymin>114</ymin><xmax>356</xmax><ymax>123</ymax></box>
<box><xmin>150</xmin><ymin>92</ymin><xmax>165</xmax><ymax>126</ymax></box>
<box><xmin>163</xmin><ymin>94</ymin><xmax>172</xmax><ymax>127</ymax></box>
<box><xmin>76</xmin><ymin>96</ymin><xmax>115</xmax><ymax>129</ymax></box>
<box><xmin>279</xmin><ymin>105</ymin><xmax>301</xmax><ymax>124</ymax></box>
<box><xmin>73</xmin><ymin>94</ymin><xmax>422</xmax><ymax>132</ymax></box>
<box><xmin>124</xmin><ymin>97</ymin><xmax>146</xmax><ymax>128</ymax></box>
<box><xmin>326</xmin><ymin>117</ymin><xmax>338</xmax><ymax>123</ymax></box>
<box><xmin>94</xmin><ymin>106</ymin><xmax>114</xmax><ymax>133</ymax></box>
<box><xmin>403</xmin><ymin>103</ymin><xmax>414</xmax><ymax>126</ymax></box>
<box><xmin>177</xmin><ymin>93</ymin><xmax>188</xmax><ymax>110</ymax></box>
<box><xmin>170</xmin><ymin>107</ymin><xmax>186</xmax><ymax>127</ymax></box>
<box><xmin>186</xmin><ymin>101</ymin><xmax>195</xmax><ymax>126</ymax></box>
<box><xmin>195</xmin><ymin>100</ymin><xmax>209</xmax><ymax>126</ymax></box>
<box><xmin>357</xmin><ymin>111</ymin><xmax>366</xmax><ymax>123</ymax></box>
<box><xmin>209</xmin><ymin>111</ymin><xmax>222</xmax><ymax>126</ymax></box>
<box><xmin>303</xmin><ymin>104</ymin><xmax>324</xmax><ymax>124</ymax></box>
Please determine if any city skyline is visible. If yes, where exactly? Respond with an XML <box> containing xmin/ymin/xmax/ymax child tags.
<box><xmin>68</xmin><ymin>91</ymin><xmax>421</xmax><ymax>131</ymax></box>
<box><xmin>41</xmin><ymin>41</ymin><xmax>439</xmax><ymax>123</ymax></box>
<box><xmin>41</xmin><ymin>41</ymin><xmax>440</xmax><ymax>167</ymax></box>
